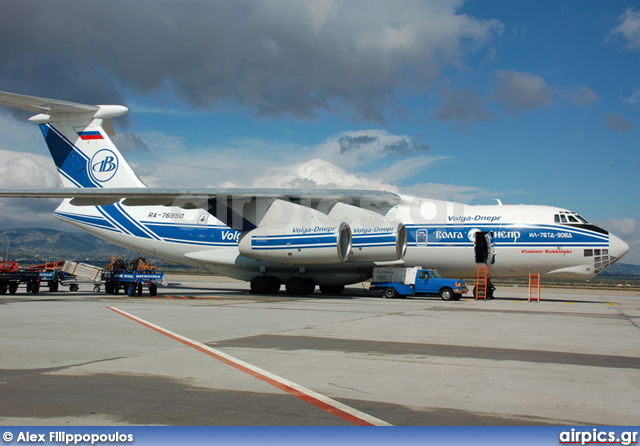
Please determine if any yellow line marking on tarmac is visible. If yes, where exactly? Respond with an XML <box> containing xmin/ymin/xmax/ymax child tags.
<box><xmin>565</xmin><ymin>302</ymin><xmax>576</xmax><ymax>305</ymax></box>
<box><xmin>606</xmin><ymin>302</ymin><xmax>618</xmax><ymax>306</ymax></box>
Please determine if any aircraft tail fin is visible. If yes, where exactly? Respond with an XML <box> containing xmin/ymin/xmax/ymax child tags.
<box><xmin>0</xmin><ymin>91</ymin><xmax>145</xmax><ymax>189</ymax></box>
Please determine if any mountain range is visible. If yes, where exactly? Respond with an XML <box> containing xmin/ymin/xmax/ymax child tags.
<box><xmin>0</xmin><ymin>228</ymin><xmax>138</xmax><ymax>264</ymax></box>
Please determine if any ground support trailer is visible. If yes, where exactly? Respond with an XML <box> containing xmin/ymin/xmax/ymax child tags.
<box><xmin>39</xmin><ymin>270</ymin><xmax>80</xmax><ymax>292</ymax></box>
<box><xmin>0</xmin><ymin>269</ymin><xmax>40</xmax><ymax>294</ymax></box>
<box><xmin>61</xmin><ymin>261</ymin><xmax>103</xmax><ymax>292</ymax></box>
<box><xmin>101</xmin><ymin>270</ymin><xmax>163</xmax><ymax>297</ymax></box>
<box><xmin>370</xmin><ymin>266</ymin><xmax>468</xmax><ymax>300</ymax></box>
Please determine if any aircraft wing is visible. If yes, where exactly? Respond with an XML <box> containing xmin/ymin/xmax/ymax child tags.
<box><xmin>0</xmin><ymin>187</ymin><xmax>400</xmax><ymax>205</ymax></box>
<box><xmin>0</xmin><ymin>187</ymin><xmax>402</xmax><ymax>230</ymax></box>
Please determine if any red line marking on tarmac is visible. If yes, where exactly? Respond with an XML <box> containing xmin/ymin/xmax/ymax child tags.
<box><xmin>107</xmin><ymin>306</ymin><xmax>391</xmax><ymax>426</ymax></box>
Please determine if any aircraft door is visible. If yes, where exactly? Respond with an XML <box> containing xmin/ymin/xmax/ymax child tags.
<box><xmin>474</xmin><ymin>231</ymin><xmax>495</xmax><ymax>264</ymax></box>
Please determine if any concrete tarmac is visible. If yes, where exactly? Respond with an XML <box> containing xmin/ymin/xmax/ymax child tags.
<box><xmin>1</xmin><ymin>275</ymin><xmax>638</xmax><ymax>426</ymax></box>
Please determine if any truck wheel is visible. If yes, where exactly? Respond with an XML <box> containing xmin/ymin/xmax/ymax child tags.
<box><xmin>0</xmin><ymin>283</ymin><xmax>7</xmax><ymax>295</ymax></box>
<box><xmin>384</xmin><ymin>287</ymin><xmax>399</xmax><ymax>299</ymax></box>
<box><xmin>31</xmin><ymin>282</ymin><xmax>40</xmax><ymax>294</ymax></box>
<box><xmin>439</xmin><ymin>287</ymin><xmax>453</xmax><ymax>300</ymax></box>
<box><xmin>70</xmin><ymin>284</ymin><xmax>79</xmax><ymax>292</ymax></box>
<box><xmin>452</xmin><ymin>293</ymin><xmax>462</xmax><ymax>301</ymax></box>
<box><xmin>149</xmin><ymin>283</ymin><xmax>158</xmax><ymax>297</ymax></box>
<box><xmin>127</xmin><ymin>283</ymin><xmax>136</xmax><ymax>297</ymax></box>
<box><xmin>8</xmin><ymin>283</ymin><xmax>18</xmax><ymax>294</ymax></box>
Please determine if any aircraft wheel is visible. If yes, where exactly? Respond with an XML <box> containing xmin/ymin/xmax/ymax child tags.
<box><xmin>250</xmin><ymin>276</ymin><xmax>269</xmax><ymax>294</ymax></box>
<box><xmin>285</xmin><ymin>278</ymin><xmax>303</xmax><ymax>295</ymax></box>
<box><xmin>265</xmin><ymin>277</ymin><xmax>281</xmax><ymax>294</ymax></box>
<box><xmin>384</xmin><ymin>287</ymin><xmax>399</xmax><ymax>299</ymax></box>
<box><xmin>302</xmin><ymin>278</ymin><xmax>315</xmax><ymax>295</ymax></box>
<box><xmin>319</xmin><ymin>284</ymin><xmax>344</xmax><ymax>295</ymax></box>
<box><xmin>439</xmin><ymin>287</ymin><xmax>454</xmax><ymax>300</ymax></box>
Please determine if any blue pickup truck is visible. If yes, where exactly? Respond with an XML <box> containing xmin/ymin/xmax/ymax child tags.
<box><xmin>371</xmin><ymin>267</ymin><xmax>468</xmax><ymax>300</ymax></box>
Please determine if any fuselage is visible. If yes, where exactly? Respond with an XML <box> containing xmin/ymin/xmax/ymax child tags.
<box><xmin>53</xmin><ymin>194</ymin><xmax>629</xmax><ymax>285</ymax></box>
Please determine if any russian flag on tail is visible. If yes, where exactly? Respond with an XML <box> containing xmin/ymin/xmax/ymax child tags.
<box><xmin>78</xmin><ymin>131</ymin><xmax>103</xmax><ymax>140</ymax></box>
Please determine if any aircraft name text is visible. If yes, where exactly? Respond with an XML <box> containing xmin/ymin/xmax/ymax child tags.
<box><xmin>353</xmin><ymin>227</ymin><xmax>396</xmax><ymax>234</ymax></box>
<box><xmin>221</xmin><ymin>230</ymin><xmax>240</xmax><ymax>241</ymax></box>
<box><xmin>521</xmin><ymin>249</ymin><xmax>573</xmax><ymax>254</ymax></box>
<box><xmin>448</xmin><ymin>215</ymin><xmax>501</xmax><ymax>223</ymax></box>
<box><xmin>292</xmin><ymin>226</ymin><xmax>336</xmax><ymax>234</ymax></box>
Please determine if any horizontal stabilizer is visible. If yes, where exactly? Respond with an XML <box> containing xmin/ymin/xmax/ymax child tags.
<box><xmin>0</xmin><ymin>91</ymin><xmax>128</xmax><ymax>122</ymax></box>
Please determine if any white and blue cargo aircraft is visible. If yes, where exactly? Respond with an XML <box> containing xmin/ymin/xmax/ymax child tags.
<box><xmin>0</xmin><ymin>91</ymin><xmax>630</xmax><ymax>296</ymax></box>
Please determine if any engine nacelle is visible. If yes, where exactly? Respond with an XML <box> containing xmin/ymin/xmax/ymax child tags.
<box><xmin>237</xmin><ymin>199</ymin><xmax>352</xmax><ymax>264</ymax></box>
<box><xmin>238</xmin><ymin>222</ymin><xmax>352</xmax><ymax>264</ymax></box>
<box><xmin>327</xmin><ymin>203</ymin><xmax>407</xmax><ymax>262</ymax></box>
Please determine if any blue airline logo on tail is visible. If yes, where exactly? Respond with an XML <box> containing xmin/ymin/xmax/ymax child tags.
<box><xmin>90</xmin><ymin>149</ymin><xmax>119</xmax><ymax>183</ymax></box>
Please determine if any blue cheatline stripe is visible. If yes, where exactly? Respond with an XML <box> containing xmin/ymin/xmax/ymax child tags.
<box><xmin>54</xmin><ymin>212</ymin><xmax>119</xmax><ymax>233</ymax></box>
<box><xmin>40</xmin><ymin>124</ymin><xmax>99</xmax><ymax>188</ymax></box>
<box><xmin>405</xmin><ymin>223</ymin><xmax>609</xmax><ymax>246</ymax></box>
<box><xmin>405</xmin><ymin>223</ymin><xmax>608</xmax><ymax>241</ymax></box>
<box><xmin>95</xmin><ymin>205</ymin><xmax>158</xmax><ymax>240</ymax></box>
<box><xmin>114</xmin><ymin>202</ymin><xmax>161</xmax><ymax>240</ymax></box>
<box><xmin>142</xmin><ymin>222</ymin><xmax>238</xmax><ymax>246</ymax></box>
<box><xmin>56</xmin><ymin>208</ymin><xmax>239</xmax><ymax>247</ymax></box>
<box><xmin>251</xmin><ymin>233</ymin><xmax>338</xmax><ymax>250</ymax></box>
<box><xmin>352</xmin><ymin>233</ymin><xmax>396</xmax><ymax>247</ymax></box>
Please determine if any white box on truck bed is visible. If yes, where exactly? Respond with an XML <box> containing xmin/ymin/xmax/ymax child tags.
<box><xmin>372</xmin><ymin>266</ymin><xmax>422</xmax><ymax>285</ymax></box>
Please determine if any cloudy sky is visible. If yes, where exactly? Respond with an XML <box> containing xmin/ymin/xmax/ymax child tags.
<box><xmin>0</xmin><ymin>0</ymin><xmax>639</xmax><ymax>264</ymax></box>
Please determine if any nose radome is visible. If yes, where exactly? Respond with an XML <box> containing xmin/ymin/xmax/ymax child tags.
<box><xmin>609</xmin><ymin>233</ymin><xmax>630</xmax><ymax>264</ymax></box>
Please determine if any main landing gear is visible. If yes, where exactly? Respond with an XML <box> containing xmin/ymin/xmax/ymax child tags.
<box><xmin>250</xmin><ymin>276</ymin><xmax>345</xmax><ymax>296</ymax></box>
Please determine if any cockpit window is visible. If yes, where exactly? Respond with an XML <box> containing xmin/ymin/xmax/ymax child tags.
<box><xmin>554</xmin><ymin>211</ymin><xmax>590</xmax><ymax>225</ymax></box>
<box><xmin>576</xmin><ymin>214</ymin><xmax>590</xmax><ymax>224</ymax></box>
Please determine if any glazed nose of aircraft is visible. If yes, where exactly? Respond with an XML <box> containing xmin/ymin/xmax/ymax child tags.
<box><xmin>609</xmin><ymin>233</ymin><xmax>630</xmax><ymax>264</ymax></box>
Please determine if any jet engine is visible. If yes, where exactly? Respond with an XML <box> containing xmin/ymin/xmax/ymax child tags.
<box><xmin>237</xmin><ymin>199</ymin><xmax>352</xmax><ymax>264</ymax></box>
<box><xmin>327</xmin><ymin>203</ymin><xmax>407</xmax><ymax>262</ymax></box>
